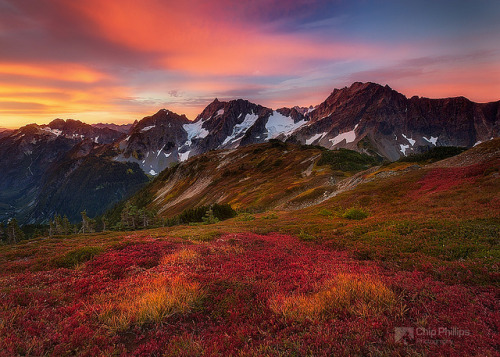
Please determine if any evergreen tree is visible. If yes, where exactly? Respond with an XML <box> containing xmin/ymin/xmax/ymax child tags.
<box><xmin>80</xmin><ymin>210</ymin><xmax>90</xmax><ymax>234</ymax></box>
<box><xmin>202</xmin><ymin>206</ymin><xmax>219</xmax><ymax>224</ymax></box>
<box><xmin>0</xmin><ymin>222</ymin><xmax>5</xmax><ymax>242</ymax></box>
<box><xmin>54</xmin><ymin>214</ymin><xmax>64</xmax><ymax>235</ymax></box>
<box><xmin>7</xmin><ymin>219</ymin><xmax>24</xmax><ymax>244</ymax></box>
<box><xmin>121</xmin><ymin>202</ymin><xmax>139</xmax><ymax>229</ymax></box>
<box><xmin>102</xmin><ymin>217</ymin><xmax>108</xmax><ymax>232</ymax></box>
<box><xmin>88</xmin><ymin>218</ymin><xmax>96</xmax><ymax>233</ymax></box>
<box><xmin>62</xmin><ymin>215</ymin><xmax>71</xmax><ymax>235</ymax></box>
<box><xmin>49</xmin><ymin>220</ymin><xmax>55</xmax><ymax>237</ymax></box>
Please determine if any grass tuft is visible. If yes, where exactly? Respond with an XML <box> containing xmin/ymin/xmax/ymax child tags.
<box><xmin>53</xmin><ymin>246</ymin><xmax>104</xmax><ymax>268</ymax></box>
<box><xmin>160</xmin><ymin>249</ymin><xmax>200</xmax><ymax>265</ymax></box>
<box><xmin>270</xmin><ymin>273</ymin><xmax>398</xmax><ymax>321</ymax></box>
<box><xmin>99</xmin><ymin>276</ymin><xmax>203</xmax><ymax>332</ymax></box>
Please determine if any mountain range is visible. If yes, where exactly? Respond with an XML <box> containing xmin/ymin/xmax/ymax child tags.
<box><xmin>1</xmin><ymin>82</ymin><xmax>498</xmax><ymax>224</ymax></box>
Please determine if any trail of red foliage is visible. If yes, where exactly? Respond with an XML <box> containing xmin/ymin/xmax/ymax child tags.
<box><xmin>0</xmin><ymin>233</ymin><xmax>498</xmax><ymax>356</ymax></box>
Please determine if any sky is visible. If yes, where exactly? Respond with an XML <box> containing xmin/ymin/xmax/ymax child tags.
<box><xmin>1</xmin><ymin>0</ymin><xmax>499</xmax><ymax>129</ymax></box>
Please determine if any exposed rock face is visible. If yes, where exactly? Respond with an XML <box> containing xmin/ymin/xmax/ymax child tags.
<box><xmin>113</xmin><ymin>99</ymin><xmax>306</xmax><ymax>174</ymax></box>
<box><xmin>91</xmin><ymin>123</ymin><xmax>133</xmax><ymax>133</ymax></box>
<box><xmin>101</xmin><ymin>82</ymin><xmax>500</xmax><ymax>175</ymax></box>
<box><xmin>291</xmin><ymin>82</ymin><xmax>499</xmax><ymax>160</ymax></box>
<box><xmin>185</xmin><ymin>98</ymin><xmax>273</xmax><ymax>153</ymax></box>
<box><xmin>114</xmin><ymin>109</ymin><xmax>190</xmax><ymax>175</ymax></box>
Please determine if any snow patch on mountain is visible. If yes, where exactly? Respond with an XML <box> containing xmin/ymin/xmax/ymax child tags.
<box><xmin>41</xmin><ymin>127</ymin><xmax>62</xmax><ymax>136</ymax></box>
<box><xmin>183</xmin><ymin>121</ymin><xmax>209</xmax><ymax>146</ymax></box>
<box><xmin>179</xmin><ymin>151</ymin><xmax>190</xmax><ymax>161</ymax></box>
<box><xmin>141</xmin><ymin>125</ymin><xmax>155</xmax><ymax>132</ymax></box>
<box><xmin>216</xmin><ymin>109</ymin><xmax>224</xmax><ymax>116</ymax></box>
<box><xmin>306</xmin><ymin>132</ymin><xmax>328</xmax><ymax>145</ymax></box>
<box><xmin>402</xmin><ymin>134</ymin><xmax>415</xmax><ymax>146</ymax></box>
<box><xmin>329</xmin><ymin>124</ymin><xmax>358</xmax><ymax>146</ymax></box>
<box><xmin>222</xmin><ymin>113</ymin><xmax>259</xmax><ymax>146</ymax></box>
<box><xmin>149</xmin><ymin>169</ymin><xmax>157</xmax><ymax>176</ymax></box>
<box><xmin>400</xmin><ymin>144</ymin><xmax>410</xmax><ymax>155</ymax></box>
<box><xmin>423</xmin><ymin>136</ymin><xmax>438</xmax><ymax>146</ymax></box>
<box><xmin>266</xmin><ymin>111</ymin><xmax>306</xmax><ymax>139</ymax></box>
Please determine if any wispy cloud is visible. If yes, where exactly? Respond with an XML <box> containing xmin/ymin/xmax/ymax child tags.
<box><xmin>0</xmin><ymin>0</ymin><xmax>498</xmax><ymax>128</ymax></box>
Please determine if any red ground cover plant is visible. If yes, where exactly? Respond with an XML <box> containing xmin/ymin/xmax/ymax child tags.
<box><xmin>409</xmin><ymin>162</ymin><xmax>489</xmax><ymax>198</ymax></box>
<box><xmin>0</xmin><ymin>232</ymin><xmax>497</xmax><ymax>356</ymax></box>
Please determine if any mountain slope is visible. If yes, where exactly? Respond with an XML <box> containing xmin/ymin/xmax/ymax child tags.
<box><xmin>112</xmin><ymin>100</ymin><xmax>308</xmax><ymax>175</ymax></box>
<box><xmin>0</xmin><ymin>120</ymin><xmax>147</xmax><ymax>223</ymax></box>
<box><xmin>27</xmin><ymin>140</ymin><xmax>148</xmax><ymax>222</ymax></box>
<box><xmin>113</xmin><ymin>109</ymin><xmax>191</xmax><ymax>175</ymax></box>
<box><xmin>109</xmin><ymin>141</ymin><xmax>380</xmax><ymax>222</ymax></box>
<box><xmin>1</xmin><ymin>82</ymin><xmax>498</xmax><ymax>224</ymax></box>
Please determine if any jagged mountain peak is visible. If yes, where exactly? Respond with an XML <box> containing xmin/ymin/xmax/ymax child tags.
<box><xmin>47</xmin><ymin>118</ymin><xmax>88</xmax><ymax>130</ymax></box>
<box><xmin>131</xmin><ymin>109</ymin><xmax>190</xmax><ymax>133</ymax></box>
<box><xmin>276</xmin><ymin>107</ymin><xmax>307</xmax><ymax>123</ymax></box>
<box><xmin>92</xmin><ymin>123</ymin><xmax>133</xmax><ymax>134</ymax></box>
<box><xmin>195</xmin><ymin>98</ymin><xmax>268</xmax><ymax>123</ymax></box>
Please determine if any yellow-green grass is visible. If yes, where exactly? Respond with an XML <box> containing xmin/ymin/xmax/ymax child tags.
<box><xmin>269</xmin><ymin>273</ymin><xmax>399</xmax><ymax>321</ymax></box>
<box><xmin>98</xmin><ymin>275</ymin><xmax>203</xmax><ymax>332</ymax></box>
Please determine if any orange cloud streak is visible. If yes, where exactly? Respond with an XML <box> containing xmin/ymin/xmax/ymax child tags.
<box><xmin>69</xmin><ymin>0</ymin><xmax>378</xmax><ymax>76</ymax></box>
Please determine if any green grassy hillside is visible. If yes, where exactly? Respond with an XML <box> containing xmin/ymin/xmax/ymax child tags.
<box><xmin>105</xmin><ymin>141</ymin><xmax>381</xmax><ymax>226</ymax></box>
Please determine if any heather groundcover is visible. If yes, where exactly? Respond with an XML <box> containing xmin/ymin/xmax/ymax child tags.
<box><xmin>0</xmin><ymin>230</ymin><xmax>498</xmax><ymax>356</ymax></box>
<box><xmin>0</xmin><ymin>153</ymin><xmax>499</xmax><ymax>356</ymax></box>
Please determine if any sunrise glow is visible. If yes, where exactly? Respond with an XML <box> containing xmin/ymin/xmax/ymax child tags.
<box><xmin>1</xmin><ymin>0</ymin><xmax>499</xmax><ymax>129</ymax></box>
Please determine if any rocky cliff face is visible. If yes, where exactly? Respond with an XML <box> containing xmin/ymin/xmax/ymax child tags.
<box><xmin>114</xmin><ymin>109</ymin><xmax>190</xmax><ymax>175</ymax></box>
<box><xmin>291</xmin><ymin>82</ymin><xmax>499</xmax><ymax>160</ymax></box>
<box><xmin>111</xmin><ymin>82</ymin><xmax>499</xmax><ymax>173</ymax></box>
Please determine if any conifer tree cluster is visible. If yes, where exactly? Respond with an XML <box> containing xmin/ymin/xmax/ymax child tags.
<box><xmin>0</xmin><ymin>219</ymin><xmax>25</xmax><ymax>244</ymax></box>
<box><xmin>48</xmin><ymin>214</ymin><xmax>73</xmax><ymax>236</ymax></box>
<box><xmin>118</xmin><ymin>203</ymin><xmax>157</xmax><ymax>230</ymax></box>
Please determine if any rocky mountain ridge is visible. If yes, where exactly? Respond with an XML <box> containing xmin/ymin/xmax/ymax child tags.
<box><xmin>1</xmin><ymin>82</ymin><xmax>498</xmax><ymax>223</ymax></box>
<box><xmin>113</xmin><ymin>82</ymin><xmax>499</xmax><ymax>174</ymax></box>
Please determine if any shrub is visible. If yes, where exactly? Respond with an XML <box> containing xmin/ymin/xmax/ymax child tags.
<box><xmin>342</xmin><ymin>208</ymin><xmax>368</xmax><ymax>220</ymax></box>
<box><xmin>269</xmin><ymin>139</ymin><xmax>286</xmax><ymax>148</ymax></box>
<box><xmin>298</xmin><ymin>230</ymin><xmax>316</xmax><ymax>241</ymax></box>
<box><xmin>399</xmin><ymin>146</ymin><xmax>467</xmax><ymax>163</ymax></box>
<box><xmin>235</xmin><ymin>214</ymin><xmax>255</xmax><ymax>221</ymax></box>
<box><xmin>54</xmin><ymin>246</ymin><xmax>104</xmax><ymax>268</ymax></box>
<box><xmin>318</xmin><ymin>209</ymin><xmax>333</xmax><ymax>216</ymax></box>
<box><xmin>178</xmin><ymin>204</ymin><xmax>236</xmax><ymax>224</ymax></box>
<box><xmin>317</xmin><ymin>148</ymin><xmax>379</xmax><ymax>173</ymax></box>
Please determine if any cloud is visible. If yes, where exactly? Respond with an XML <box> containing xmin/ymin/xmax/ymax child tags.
<box><xmin>0</xmin><ymin>0</ymin><xmax>498</xmax><ymax>128</ymax></box>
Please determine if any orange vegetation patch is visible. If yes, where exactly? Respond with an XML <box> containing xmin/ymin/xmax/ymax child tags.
<box><xmin>269</xmin><ymin>273</ymin><xmax>400</xmax><ymax>321</ymax></box>
<box><xmin>98</xmin><ymin>275</ymin><xmax>203</xmax><ymax>332</ymax></box>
